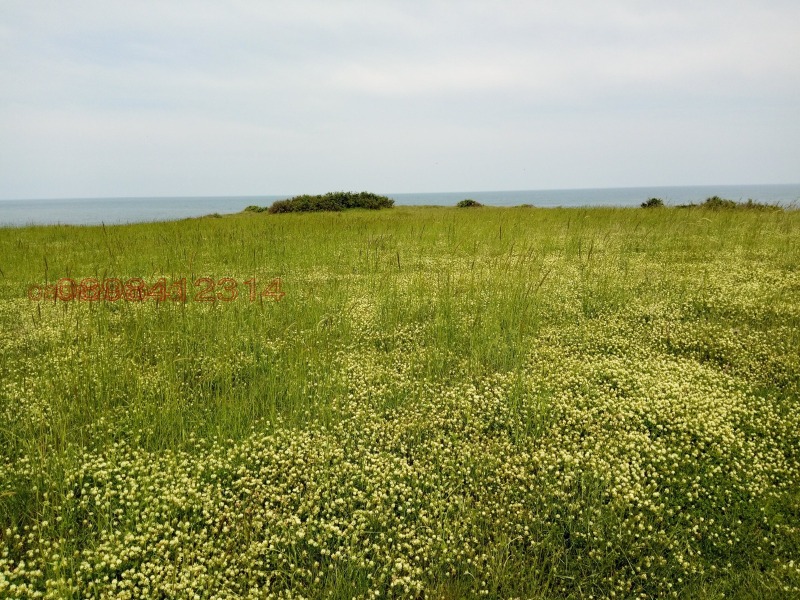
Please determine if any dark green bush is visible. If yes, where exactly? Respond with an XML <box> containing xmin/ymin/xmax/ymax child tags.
<box><xmin>641</xmin><ymin>198</ymin><xmax>664</xmax><ymax>208</ymax></box>
<box><xmin>702</xmin><ymin>196</ymin><xmax>738</xmax><ymax>210</ymax></box>
<box><xmin>267</xmin><ymin>192</ymin><xmax>394</xmax><ymax>214</ymax></box>
<box><xmin>456</xmin><ymin>199</ymin><xmax>482</xmax><ymax>208</ymax></box>
<box><xmin>243</xmin><ymin>205</ymin><xmax>268</xmax><ymax>213</ymax></box>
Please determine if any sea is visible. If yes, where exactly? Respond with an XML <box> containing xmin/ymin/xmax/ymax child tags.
<box><xmin>1</xmin><ymin>184</ymin><xmax>798</xmax><ymax>227</ymax></box>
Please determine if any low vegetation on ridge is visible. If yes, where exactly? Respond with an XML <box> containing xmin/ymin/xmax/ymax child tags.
<box><xmin>245</xmin><ymin>191</ymin><xmax>394</xmax><ymax>214</ymax></box>
<box><xmin>677</xmin><ymin>196</ymin><xmax>783</xmax><ymax>211</ymax></box>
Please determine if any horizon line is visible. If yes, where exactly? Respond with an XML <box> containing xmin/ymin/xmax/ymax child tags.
<box><xmin>2</xmin><ymin>182</ymin><xmax>800</xmax><ymax>203</ymax></box>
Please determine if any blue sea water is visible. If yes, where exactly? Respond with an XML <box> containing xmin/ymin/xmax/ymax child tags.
<box><xmin>1</xmin><ymin>184</ymin><xmax>798</xmax><ymax>227</ymax></box>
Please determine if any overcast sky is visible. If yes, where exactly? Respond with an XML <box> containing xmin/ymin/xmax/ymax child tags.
<box><xmin>1</xmin><ymin>0</ymin><xmax>798</xmax><ymax>199</ymax></box>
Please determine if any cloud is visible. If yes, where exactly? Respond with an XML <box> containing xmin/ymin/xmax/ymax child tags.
<box><xmin>1</xmin><ymin>0</ymin><xmax>798</xmax><ymax>198</ymax></box>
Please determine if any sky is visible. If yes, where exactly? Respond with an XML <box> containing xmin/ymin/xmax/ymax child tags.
<box><xmin>1</xmin><ymin>0</ymin><xmax>799</xmax><ymax>200</ymax></box>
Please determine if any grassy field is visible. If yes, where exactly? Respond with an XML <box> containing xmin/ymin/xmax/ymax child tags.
<box><xmin>0</xmin><ymin>206</ymin><xmax>798</xmax><ymax>599</ymax></box>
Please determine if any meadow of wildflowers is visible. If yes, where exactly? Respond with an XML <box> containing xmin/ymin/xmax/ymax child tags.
<box><xmin>0</xmin><ymin>206</ymin><xmax>798</xmax><ymax>598</ymax></box>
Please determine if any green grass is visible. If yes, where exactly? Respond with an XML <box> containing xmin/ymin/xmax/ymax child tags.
<box><xmin>1</xmin><ymin>206</ymin><xmax>799</xmax><ymax>598</ymax></box>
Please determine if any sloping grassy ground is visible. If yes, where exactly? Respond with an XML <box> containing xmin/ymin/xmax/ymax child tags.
<box><xmin>0</xmin><ymin>207</ymin><xmax>798</xmax><ymax>598</ymax></box>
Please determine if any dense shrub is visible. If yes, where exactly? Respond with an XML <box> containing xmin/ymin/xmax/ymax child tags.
<box><xmin>267</xmin><ymin>191</ymin><xmax>394</xmax><ymax>214</ymax></box>
<box><xmin>641</xmin><ymin>198</ymin><xmax>664</xmax><ymax>208</ymax></box>
<box><xmin>243</xmin><ymin>205</ymin><xmax>268</xmax><ymax>213</ymax></box>
<box><xmin>456</xmin><ymin>199</ymin><xmax>482</xmax><ymax>208</ymax></box>
<box><xmin>702</xmin><ymin>196</ymin><xmax>739</xmax><ymax>210</ymax></box>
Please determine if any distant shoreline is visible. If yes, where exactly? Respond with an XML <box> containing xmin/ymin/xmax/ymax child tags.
<box><xmin>2</xmin><ymin>183</ymin><xmax>799</xmax><ymax>227</ymax></box>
